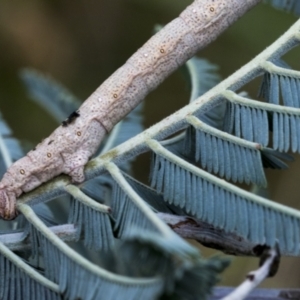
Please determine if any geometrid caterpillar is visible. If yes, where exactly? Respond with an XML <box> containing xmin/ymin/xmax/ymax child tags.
<box><xmin>0</xmin><ymin>0</ymin><xmax>260</xmax><ymax>219</ymax></box>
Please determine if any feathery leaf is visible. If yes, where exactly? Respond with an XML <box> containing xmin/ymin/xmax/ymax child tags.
<box><xmin>111</xmin><ymin>182</ymin><xmax>161</xmax><ymax>238</ymax></box>
<box><xmin>107</xmin><ymin>163</ymin><xmax>200</xmax><ymax>259</ymax></box>
<box><xmin>99</xmin><ymin>104</ymin><xmax>144</xmax><ymax>172</ymax></box>
<box><xmin>183</xmin><ymin>116</ymin><xmax>267</xmax><ymax>186</ymax></box>
<box><xmin>148</xmin><ymin>139</ymin><xmax>300</xmax><ymax>256</ymax></box>
<box><xmin>121</xmin><ymin>229</ymin><xmax>229</xmax><ymax>299</ymax></box>
<box><xmin>223</xmin><ymin>90</ymin><xmax>300</xmax><ymax>158</ymax></box>
<box><xmin>64</xmin><ymin>185</ymin><xmax>114</xmax><ymax>251</ymax></box>
<box><xmin>20</xmin><ymin>69</ymin><xmax>81</xmax><ymax>123</ymax></box>
<box><xmin>259</xmin><ymin>60</ymin><xmax>300</xmax><ymax>108</ymax></box>
<box><xmin>68</xmin><ymin>198</ymin><xmax>114</xmax><ymax>251</ymax></box>
<box><xmin>185</xmin><ymin>57</ymin><xmax>221</xmax><ymax>102</ymax></box>
<box><xmin>0</xmin><ymin>242</ymin><xmax>60</xmax><ymax>300</ymax></box>
<box><xmin>101</xmin><ymin>104</ymin><xmax>144</xmax><ymax>152</ymax></box>
<box><xmin>265</xmin><ymin>0</ymin><xmax>300</xmax><ymax>15</ymax></box>
<box><xmin>21</xmin><ymin>205</ymin><xmax>164</xmax><ymax>300</ymax></box>
<box><xmin>0</xmin><ymin>112</ymin><xmax>23</xmax><ymax>175</ymax></box>
<box><xmin>123</xmin><ymin>173</ymin><xmax>186</xmax><ymax>215</ymax></box>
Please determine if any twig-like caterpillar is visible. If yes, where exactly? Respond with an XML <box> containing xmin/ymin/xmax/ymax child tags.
<box><xmin>0</xmin><ymin>0</ymin><xmax>260</xmax><ymax>219</ymax></box>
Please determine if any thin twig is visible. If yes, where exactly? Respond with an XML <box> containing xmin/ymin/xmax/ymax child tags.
<box><xmin>210</xmin><ymin>287</ymin><xmax>300</xmax><ymax>300</ymax></box>
<box><xmin>220</xmin><ymin>246</ymin><xmax>281</xmax><ymax>300</ymax></box>
<box><xmin>157</xmin><ymin>213</ymin><xmax>260</xmax><ymax>256</ymax></box>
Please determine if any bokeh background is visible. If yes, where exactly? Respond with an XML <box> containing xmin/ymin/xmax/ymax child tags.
<box><xmin>0</xmin><ymin>0</ymin><xmax>300</xmax><ymax>290</ymax></box>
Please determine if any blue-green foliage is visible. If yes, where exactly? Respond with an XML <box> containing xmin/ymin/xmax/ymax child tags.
<box><xmin>20</xmin><ymin>69</ymin><xmax>81</xmax><ymax>123</ymax></box>
<box><xmin>224</xmin><ymin>101</ymin><xmax>269</xmax><ymax>145</ymax></box>
<box><xmin>26</xmin><ymin>211</ymin><xmax>226</xmax><ymax>300</ymax></box>
<box><xmin>272</xmin><ymin>111</ymin><xmax>300</xmax><ymax>152</ymax></box>
<box><xmin>123</xmin><ymin>173</ymin><xmax>186</xmax><ymax>215</ymax></box>
<box><xmin>0</xmin><ymin>243</ymin><xmax>61</xmax><ymax>300</ymax></box>
<box><xmin>14</xmin><ymin>66</ymin><xmax>228</xmax><ymax>299</ymax></box>
<box><xmin>258</xmin><ymin>61</ymin><xmax>300</xmax><ymax>153</ymax></box>
<box><xmin>186</xmin><ymin>58</ymin><xmax>221</xmax><ymax>100</ymax></box>
<box><xmin>150</xmin><ymin>151</ymin><xmax>300</xmax><ymax>255</ymax></box>
<box><xmin>28</xmin><ymin>223</ymin><xmax>164</xmax><ymax>300</ymax></box>
<box><xmin>98</xmin><ymin>103</ymin><xmax>145</xmax><ymax>171</ymax></box>
<box><xmin>0</xmin><ymin>112</ymin><xmax>23</xmax><ymax>177</ymax></box>
<box><xmin>186</xmin><ymin>58</ymin><xmax>226</xmax><ymax>130</ymax></box>
<box><xmin>2</xmin><ymin>14</ymin><xmax>300</xmax><ymax>297</ymax></box>
<box><xmin>259</xmin><ymin>65</ymin><xmax>300</xmax><ymax>108</ymax></box>
<box><xmin>224</xmin><ymin>100</ymin><xmax>299</xmax><ymax>155</ymax></box>
<box><xmin>159</xmin><ymin>257</ymin><xmax>229</xmax><ymax>300</ymax></box>
<box><xmin>265</xmin><ymin>0</ymin><xmax>300</xmax><ymax>15</ymax></box>
<box><xmin>80</xmin><ymin>176</ymin><xmax>112</xmax><ymax>204</ymax></box>
<box><xmin>111</xmin><ymin>182</ymin><xmax>159</xmax><ymax>238</ymax></box>
<box><xmin>121</xmin><ymin>230</ymin><xmax>229</xmax><ymax>299</ymax></box>
<box><xmin>184</xmin><ymin>126</ymin><xmax>267</xmax><ymax>186</ymax></box>
<box><xmin>68</xmin><ymin>198</ymin><xmax>114</xmax><ymax>251</ymax></box>
<box><xmin>108</xmin><ymin>104</ymin><xmax>144</xmax><ymax>149</ymax></box>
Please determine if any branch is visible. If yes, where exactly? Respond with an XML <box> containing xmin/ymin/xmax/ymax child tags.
<box><xmin>157</xmin><ymin>213</ymin><xmax>260</xmax><ymax>256</ymax></box>
<box><xmin>220</xmin><ymin>246</ymin><xmax>281</xmax><ymax>300</ymax></box>
<box><xmin>210</xmin><ymin>287</ymin><xmax>300</xmax><ymax>300</ymax></box>
<box><xmin>0</xmin><ymin>224</ymin><xmax>77</xmax><ymax>252</ymax></box>
<box><xmin>0</xmin><ymin>212</ymin><xmax>260</xmax><ymax>256</ymax></box>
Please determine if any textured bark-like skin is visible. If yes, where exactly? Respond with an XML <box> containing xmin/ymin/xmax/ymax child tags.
<box><xmin>0</xmin><ymin>0</ymin><xmax>260</xmax><ymax>219</ymax></box>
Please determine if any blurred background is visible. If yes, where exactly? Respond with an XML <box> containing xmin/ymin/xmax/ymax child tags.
<box><xmin>0</xmin><ymin>0</ymin><xmax>299</xmax><ymax>290</ymax></box>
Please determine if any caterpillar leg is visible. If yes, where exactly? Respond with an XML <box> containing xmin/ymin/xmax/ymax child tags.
<box><xmin>62</xmin><ymin>151</ymin><xmax>90</xmax><ymax>184</ymax></box>
<box><xmin>0</xmin><ymin>190</ymin><xmax>18</xmax><ymax>220</ymax></box>
<box><xmin>68</xmin><ymin>166</ymin><xmax>85</xmax><ymax>183</ymax></box>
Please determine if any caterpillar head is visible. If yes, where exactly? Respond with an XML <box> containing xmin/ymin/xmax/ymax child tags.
<box><xmin>0</xmin><ymin>189</ymin><xmax>17</xmax><ymax>220</ymax></box>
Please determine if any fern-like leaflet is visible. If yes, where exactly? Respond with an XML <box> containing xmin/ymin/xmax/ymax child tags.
<box><xmin>1</xmin><ymin>1</ymin><xmax>300</xmax><ymax>299</ymax></box>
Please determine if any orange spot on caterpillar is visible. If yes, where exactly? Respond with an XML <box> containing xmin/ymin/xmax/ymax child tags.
<box><xmin>47</xmin><ymin>153</ymin><xmax>52</xmax><ymax>158</ymax></box>
<box><xmin>160</xmin><ymin>48</ymin><xmax>165</xmax><ymax>54</ymax></box>
<box><xmin>77</xmin><ymin>131</ymin><xmax>82</xmax><ymax>136</ymax></box>
<box><xmin>210</xmin><ymin>7</ymin><xmax>215</xmax><ymax>12</ymax></box>
<box><xmin>113</xmin><ymin>94</ymin><xmax>118</xmax><ymax>99</ymax></box>
<box><xmin>20</xmin><ymin>169</ymin><xmax>25</xmax><ymax>175</ymax></box>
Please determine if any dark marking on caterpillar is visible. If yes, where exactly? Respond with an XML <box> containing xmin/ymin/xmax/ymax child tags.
<box><xmin>62</xmin><ymin>110</ymin><xmax>80</xmax><ymax>127</ymax></box>
<box><xmin>48</xmin><ymin>140</ymin><xmax>54</xmax><ymax>145</ymax></box>
<box><xmin>246</xmin><ymin>274</ymin><xmax>255</xmax><ymax>282</ymax></box>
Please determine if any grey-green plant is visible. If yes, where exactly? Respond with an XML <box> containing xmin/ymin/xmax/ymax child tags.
<box><xmin>0</xmin><ymin>0</ymin><xmax>300</xmax><ymax>299</ymax></box>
